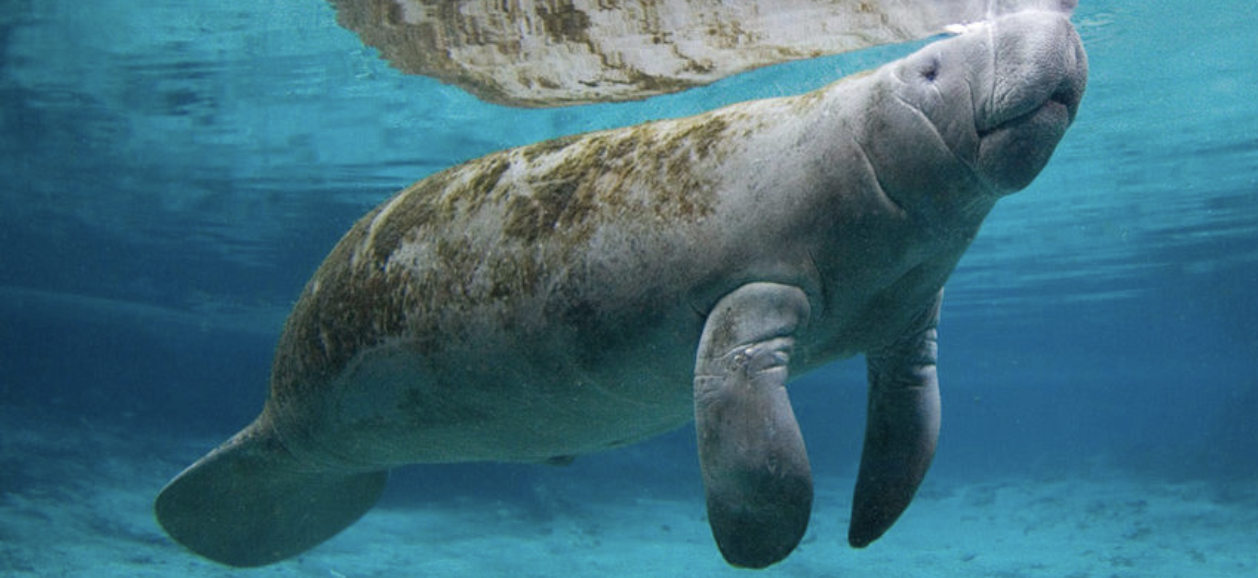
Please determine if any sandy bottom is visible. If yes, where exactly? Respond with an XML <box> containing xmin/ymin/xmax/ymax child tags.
<box><xmin>2</xmin><ymin>408</ymin><xmax>1254</xmax><ymax>578</ymax></box>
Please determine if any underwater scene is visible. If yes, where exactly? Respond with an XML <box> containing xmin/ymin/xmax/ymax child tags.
<box><xmin>1</xmin><ymin>0</ymin><xmax>1255</xmax><ymax>576</ymax></box>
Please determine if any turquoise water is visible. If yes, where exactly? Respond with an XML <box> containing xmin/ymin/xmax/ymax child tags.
<box><xmin>1</xmin><ymin>1</ymin><xmax>1255</xmax><ymax>576</ymax></box>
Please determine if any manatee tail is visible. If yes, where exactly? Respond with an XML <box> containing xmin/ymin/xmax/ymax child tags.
<box><xmin>154</xmin><ymin>417</ymin><xmax>388</xmax><ymax>567</ymax></box>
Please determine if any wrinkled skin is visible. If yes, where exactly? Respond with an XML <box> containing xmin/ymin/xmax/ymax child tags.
<box><xmin>155</xmin><ymin>10</ymin><xmax>1086</xmax><ymax>569</ymax></box>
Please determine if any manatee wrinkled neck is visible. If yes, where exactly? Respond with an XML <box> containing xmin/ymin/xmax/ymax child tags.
<box><xmin>844</xmin><ymin>102</ymin><xmax>995</xmax><ymax>239</ymax></box>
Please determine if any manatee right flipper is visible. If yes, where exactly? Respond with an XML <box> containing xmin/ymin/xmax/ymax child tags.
<box><xmin>154</xmin><ymin>414</ymin><xmax>388</xmax><ymax>567</ymax></box>
<box><xmin>693</xmin><ymin>282</ymin><xmax>813</xmax><ymax>569</ymax></box>
<box><xmin>848</xmin><ymin>290</ymin><xmax>943</xmax><ymax>548</ymax></box>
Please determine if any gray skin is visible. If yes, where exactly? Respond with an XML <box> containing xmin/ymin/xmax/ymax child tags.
<box><xmin>155</xmin><ymin>10</ymin><xmax>1086</xmax><ymax>569</ymax></box>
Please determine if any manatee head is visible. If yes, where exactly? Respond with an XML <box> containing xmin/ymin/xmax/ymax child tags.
<box><xmin>855</xmin><ymin>10</ymin><xmax>1087</xmax><ymax>218</ymax></box>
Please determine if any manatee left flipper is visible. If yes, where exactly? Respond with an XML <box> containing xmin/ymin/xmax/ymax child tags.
<box><xmin>849</xmin><ymin>290</ymin><xmax>943</xmax><ymax>548</ymax></box>
<box><xmin>693</xmin><ymin>282</ymin><xmax>813</xmax><ymax>569</ymax></box>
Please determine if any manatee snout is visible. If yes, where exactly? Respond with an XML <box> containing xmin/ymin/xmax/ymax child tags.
<box><xmin>975</xmin><ymin>10</ymin><xmax>1089</xmax><ymax>192</ymax></box>
<box><xmin>870</xmin><ymin>10</ymin><xmax>1087</xmax><ymax>213</ymax></box>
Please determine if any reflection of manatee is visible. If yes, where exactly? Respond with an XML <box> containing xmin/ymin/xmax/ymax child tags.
<box><xmin>155</xmin><ymin>11</ymin><xmax>1087</xmax><ymax>569</ymax></box>
<box><xmin>328</xmin><ymin>0</ymin><xmax>1078</xmax><ymax>107</ymax></box>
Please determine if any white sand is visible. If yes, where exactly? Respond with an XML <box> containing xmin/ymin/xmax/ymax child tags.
<box><xmin>2</xmin><ymin>407</ymin><xmax>1254</xmax><ymax>577</ymax></box>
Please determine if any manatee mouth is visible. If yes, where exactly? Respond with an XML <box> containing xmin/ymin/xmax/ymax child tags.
<box><xmin>978</xmin><ymin>77</ymin><xmax>1083</xmax><ymax>139</ymax></box>
<box><xmin>974</xmin><ymin>66</ymin><xmax>1085</xmax><ymax>193</ymax></box>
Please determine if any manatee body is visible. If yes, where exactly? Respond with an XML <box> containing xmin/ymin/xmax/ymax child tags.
<box><xmin>156</xmin><ymin>11</ymin><xmax>1086</xmax><ymax>569</ymax></box>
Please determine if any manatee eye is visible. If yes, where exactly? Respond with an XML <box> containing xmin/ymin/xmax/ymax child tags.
<box><xmin>920</xmin><ymin>58</ymin><xmax>940</xmax><ymax>83</ymax></box>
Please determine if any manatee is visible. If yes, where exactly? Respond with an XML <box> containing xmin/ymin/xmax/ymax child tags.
<box><xmin>155</xmin><ymin>10</ymin><xmax>1086</xmax><ymax>569</ymax></box>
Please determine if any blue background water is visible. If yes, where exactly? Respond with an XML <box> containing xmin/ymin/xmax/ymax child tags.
<box><xmin>1</xmin><ymin>0</ymin><xmax>1255</xmax><ymax>564</ymax></box>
